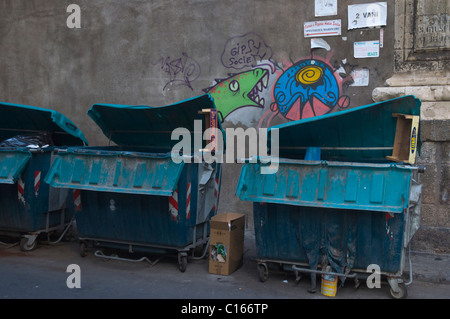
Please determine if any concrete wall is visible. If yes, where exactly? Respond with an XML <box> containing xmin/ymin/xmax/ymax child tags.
<box><xmin>1</xmin><ymin>1</ymin><xmax>401</xmax><ymax>229</ymax></box>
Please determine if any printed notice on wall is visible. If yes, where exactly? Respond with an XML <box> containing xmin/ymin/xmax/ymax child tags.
<box><xmin>304</xmin><ymin>19</ymin><xmax>342</xmax><ymax>38</ymax></box>
<box><xmin>348</xmin><ymin>2</ymin><xmax>387</xmax><ymax>30</ymax></box>
<box><xmin>315</xmin><ymin>0</ymin><xmax>338</xmax><ymax>17</ymax></box>
<box><xmin>349</xmin><ymin>68</ymin><xmax>370</xmax><ymax>86</ymax></box>
<box><xmin>354</xmin><ymin>41</ymin><xmax>380</xmax><ymax>58</ymax></box>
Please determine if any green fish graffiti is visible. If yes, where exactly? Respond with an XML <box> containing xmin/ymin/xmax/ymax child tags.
<box><xmin>203</xmin><ymin>68</ymin><xmax>269</xmax><ymax>122</ymax></box>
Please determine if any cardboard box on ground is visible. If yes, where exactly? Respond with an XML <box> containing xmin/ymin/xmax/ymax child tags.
<box><xmin>209</xmin><ymin>213</ymin><xmax>245</xmax><ymax>276</ymax></box>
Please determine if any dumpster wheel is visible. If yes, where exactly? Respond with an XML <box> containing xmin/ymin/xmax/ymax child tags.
<box><xmin>20</xmin><ymin>235</ymin><xmax>38</xmax><ymax>252</ymax></box>
<box><xmin>257</xmin><ymin>263</ymin><xmax>269</xmax><ymax>282</ymax></box>
<box><xmin>178</xmin><ymin>253</ymin><xmax>188</xmax><ymax>272</ymax></box>
<box><xmin>389</xmin><ymin>282</ymin><xmax>407</xmax><ymax>299</ymax></box>
<box><xmin>80</xmin><ymin>241</ymin><xmax>88</xmax><ymax>257</ymax></box>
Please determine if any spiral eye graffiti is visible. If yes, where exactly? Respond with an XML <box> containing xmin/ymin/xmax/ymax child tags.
<box><xmin>296</xmin><ymin>65</ymin><xmax>324</xmax><ymax>86</ymax></box>
<box><xmin>271</xmin><ymin>58</ymin><xmax>350</xmax><ymax>121</ymax></box>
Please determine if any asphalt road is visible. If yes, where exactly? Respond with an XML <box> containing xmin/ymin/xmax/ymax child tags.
<box><xmin>1</xmin><ymin>230</ymin><xmax>449</xmax><ymax>303</ymax></box>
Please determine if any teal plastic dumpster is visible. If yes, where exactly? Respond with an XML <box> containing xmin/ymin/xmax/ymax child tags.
<box><xmin>45</xmin><ymin>94</ymin><xmax>224</xmax><ymax>272</ymax></box>
<box><xmin>0</xmin><ymin>102</ymin><xmax>88</xmax><ymax>251</ymax></box>
<box><xmin>235</xmin><ymin>96</ymin><xmax>423</xmax><ymax>298</ymax></box>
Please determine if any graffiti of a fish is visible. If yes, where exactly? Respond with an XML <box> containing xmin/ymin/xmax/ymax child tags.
<box><xmin>203</xmin><ymin>68</ymin><xmax>269</xmax><ymax>122</ymax></box>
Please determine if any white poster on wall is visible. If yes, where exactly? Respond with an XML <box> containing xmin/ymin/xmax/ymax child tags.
<box><xmin>349</xmin><ymin>68</ymin><xmax>370</xmax><ymax>86</ymax></box>
<box><xmin>315</xmin><ymin>0</ymin><xmax>338</xmax><ymax>17</ymax></box>
<box><xmin>348</xmin><ymin>2</ymin><xmax>387</xmax><ymax>30</ymax></box>
<box><xmin>304</xmin><ymin>19</ymin><xmax>342</xmax><ymax>38</ymax></box>
<box><xmin>354</xmin><ymin>40</ymin><xmax>380</xmax><ymax>58</ymax></box>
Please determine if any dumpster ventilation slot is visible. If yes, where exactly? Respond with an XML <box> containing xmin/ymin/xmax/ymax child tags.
<box><xmin>344</xmin><ymin>171</ymin><xmax>359</xmax><ymax>202</ymax></box>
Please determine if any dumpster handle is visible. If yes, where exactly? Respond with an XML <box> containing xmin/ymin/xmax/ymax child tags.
<box><xmin>94</xmin><ymin>250</ymin><xmax>162</xmax><ymax>266</ymax></box>
<box><xmin>0</xmin><ymin>240</ymin><xmax>18</xmax><ymax>249</ymax></box>
<box><xmin>405</xmin><ymin>244</ymin><xmax>413</xmax><ymax>286</ymax></box>
<box><xmin>291</xmin><ymin>265</ymin><xmax>357</xmax><ymax>278</ymax></box>
<box><xmin>45</xmin><ymin>215</ymin><xmax>75</xmax><ymax>245</ymax></box>
<box><xmin>190</xmin><ymin>238</ymin><xmax>210</xmax><ymax>260</ymax></box>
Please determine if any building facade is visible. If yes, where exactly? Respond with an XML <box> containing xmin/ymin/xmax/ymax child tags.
<box><xmin>0</xmin><ymin>0</ymin><xmax>448</xmax><ymax>253</ymax></box>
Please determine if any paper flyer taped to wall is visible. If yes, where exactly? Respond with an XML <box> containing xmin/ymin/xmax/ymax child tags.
<box><xmin>348</xmin><ymin>2</ymin><xmax>387</xmax><ymax>30</ymax></box>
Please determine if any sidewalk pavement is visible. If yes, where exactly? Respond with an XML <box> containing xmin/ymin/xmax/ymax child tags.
<box><xmin>0</xmin><ymin>228</ymin><xmax>448</xmax><ymax>300</ymax></box>
<box><xmin>405</xmin><ymin>250</ymin><xmax>450</xmax><ymax>284</ymax></box>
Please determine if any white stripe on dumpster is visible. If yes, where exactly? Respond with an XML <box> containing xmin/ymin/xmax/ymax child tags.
<box><xmin>169</xmin><ymin>188</ymin><xmax>179</xmax><ymax>220</ymax></box>
<box><xmin>73</xmin><ymin>189</ymin><xmax>82</xmax><ymax>211</ymax></box>
<box><xmin>34</xmin><ymin>171</ymin><xmax>41</xmax><ymax>197</ymax></box>
<box><xmin>17</xmin><ymin>176</ymin><xmax>25</xmax><ymax>205</ymax></box>
<box><xmin>186</xmin><ymin>183</ymin><xmax>191</xmax><ymax>219</ymax></box>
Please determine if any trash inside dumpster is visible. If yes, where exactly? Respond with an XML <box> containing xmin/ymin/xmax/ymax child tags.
<box><xmin>0</xmin><ymin>102</ymin><xmax>88</xmax><ymax>251</ymax></box>
<box><xmin>44</xmin><ymin>94</ymin><xmax>224</xmax><ymax>272</ymax></box>
<box><xmin>235</xmin><ymin>95</ymin><xmax>423</xmax><ymax>298</ymax></box>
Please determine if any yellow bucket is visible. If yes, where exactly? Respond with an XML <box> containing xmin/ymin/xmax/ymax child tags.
<box><xmin>321</xmin><ymin>274</ymin><xmax>338</xmax><ymax>297</ymax></box>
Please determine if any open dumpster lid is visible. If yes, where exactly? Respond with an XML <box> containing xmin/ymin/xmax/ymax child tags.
<box><xmin>235</xmin><ymin>158</ymin><xmax>415</xmax><ymax>214</ymax></box>
<box><xmin>0</xmin><ymin>149</ymin><xmax>32</xmax><ymax>184</ymax></box>
<box><xmin>45</xmin><ymin>148</ymin><xmax>184</xmax><ymax>196</ymax></box>
<box><xmin>88</xmin><ymin>94</ymin><xmax>225</xmax><ymax>151</ymax></box>
<box><xmin>268</xmin><ymin>96</ymin><xmax>421</xmax><ymax>162</ymax></box>
<box><xmin>0</xmin><ymin>102</ymin><xmax>88</xmax><ymax>146</ymax></box>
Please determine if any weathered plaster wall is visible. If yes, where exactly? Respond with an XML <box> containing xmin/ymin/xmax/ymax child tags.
<box><xmin>0</xmin><ymin>0</ymin><xmax>395</xmax><ymax>142</ymax></box>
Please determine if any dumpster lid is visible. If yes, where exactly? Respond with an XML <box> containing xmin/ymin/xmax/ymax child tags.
<box><xmin>0</xmin><ymin>102</ymin><xmax>88</xmax><ymax>146</ymax></box>
<box><xmin>235</xmin><ymin>158</ymin><xmax>414</xmax><ymax>214</ymax></box>
<box><xmin>45</xmin><ymin>148</ymin><xmax>184</xmax><ymax>196</ymax></box>
<box><xmin>268</xmin><ymin>96</ymin><xmax>421</xmax><ymax>162</ymax></box>
<box><xmin>88</xmin><ymin>94</ymin><xmax>225</xmax><ymax>150</ymax></box>
<box><xmin>0</xmin><ymin>149</ymin><xmax>32</xmax><ymax>184</ymax></box>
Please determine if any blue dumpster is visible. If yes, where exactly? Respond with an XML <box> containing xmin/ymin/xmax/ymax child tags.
<box><xmin>0</xmin><ymin>102</ymin><xmax>88</xmax><ymax>251</ymax></box>
<box><xmin>235</xmin><ymin>96</ymin><xmax>423</xmax><ymax>298</ymax></box>
<box><xmin>45</xmin><ymin>94</ymin><xmax>224</xmax><ymax>271</ymax></box>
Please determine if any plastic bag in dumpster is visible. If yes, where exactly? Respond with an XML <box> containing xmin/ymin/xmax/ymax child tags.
<box><xmin>0</xmin><ymin>132</ymin><xmax>54</xmax><ymax>148</ymax></box>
